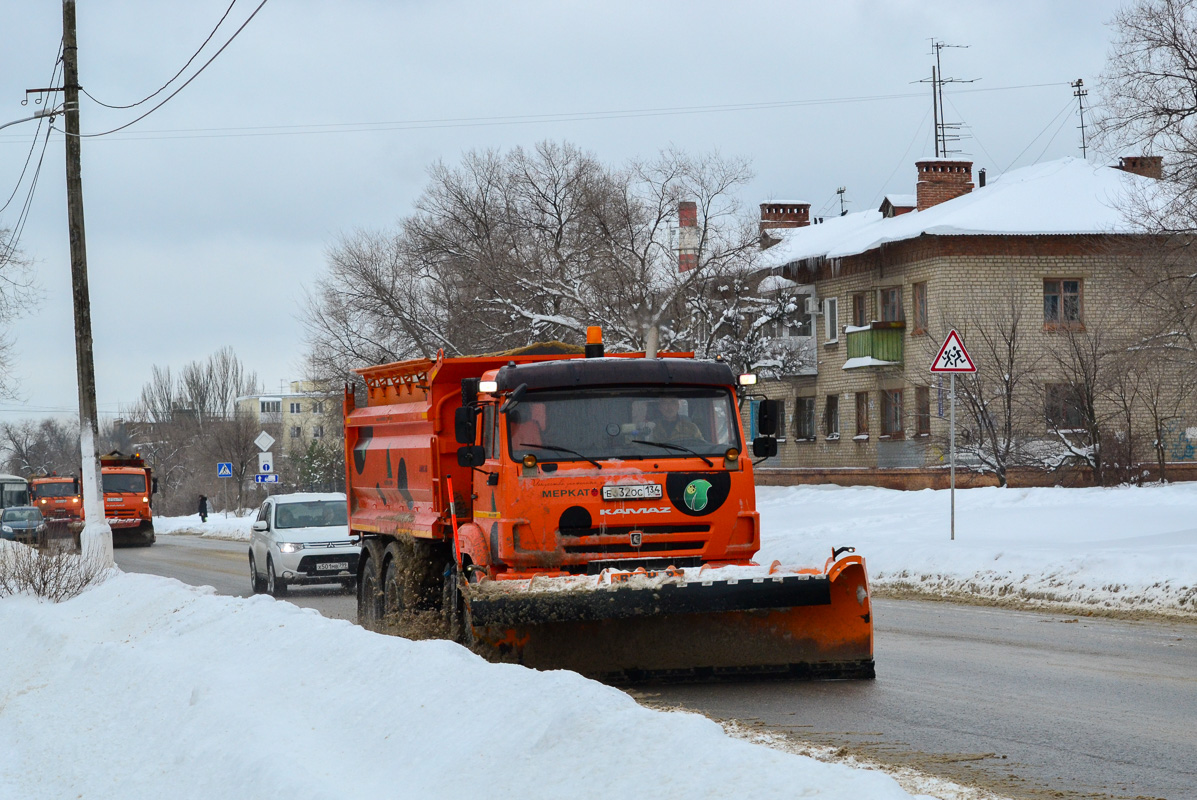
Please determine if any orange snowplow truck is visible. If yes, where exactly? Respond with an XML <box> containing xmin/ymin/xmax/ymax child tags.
<box><xmin>97</xmin><ymin>451</ymin><xmax>156</xmax><ymax>546</ymax></box>
<box><xmin>346</xmin><ymin>331</ymin><xmax>874</xmax><ymax>681</ymax></box>
<box><xmin>29</xmin><ymin>475</ymin><xmax>83</xmax><ymax>526</ymax></box>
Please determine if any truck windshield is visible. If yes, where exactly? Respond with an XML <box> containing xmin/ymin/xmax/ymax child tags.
<box><xmin>102</xmin><ymin>474</ymin><xmax>146</xmax><ymax>494</ymax></box>
<box><xmin>507</xmin><ymin>387</ymin><xmax>741</xmax><ymax>464</ymax></box>
<box><xmin>34</xmin><ymin>482</ymin><xmax>76</xmax><ymax>498</ymax></box>
<box><xmin>274</xmin><ymin>501</ymin><xmax>347</xmax><ymax>529</ymax></box>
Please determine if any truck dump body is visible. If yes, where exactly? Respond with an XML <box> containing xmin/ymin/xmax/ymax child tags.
<box><xmin>346</xmin><ymin>345</ymin><xmax>874</xmax><ymax>681</ymax></box>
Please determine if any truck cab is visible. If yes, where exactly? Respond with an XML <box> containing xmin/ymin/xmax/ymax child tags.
<box><xmin>30</xmin><ymin>475</ymin><xmax>83</xmax><ymax>524</ymax></box>
<box><xmin>456</xmin><ymin>357</ymin><xmax>759</xmax><ymax>577</ymax></box>
<box><xmin>99</xmin><ymin>451</ymin><xmax>156</xmax><ymax>546</ymax></box>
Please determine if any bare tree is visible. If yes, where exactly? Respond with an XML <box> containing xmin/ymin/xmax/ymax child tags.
<box><xmin>303</xmin><ymin>142</ymin><xmax>796</xmax><ymax>381</ymax></box>
<box><xmin>1</xmin><ymin>418</ymin><xmax>79</xmax><ymax>476</ymax></box>
<box><xmin>1097</xmin><ymin>0</ymin><xmax>1197</xmax><ymax>230</ymax></box>
<box><xmin>931</xmin><ymin>284</ymin><xmax>1041</xmax><ymax>486</ymax></box>
<box><xmin>0</xmin><ymin>229</ymin><xmax>39</xmax><ymax>397</ymax></box>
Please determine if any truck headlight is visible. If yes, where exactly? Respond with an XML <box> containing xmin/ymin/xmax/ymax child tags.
<box><xmin>277</xmin><ymin>541</ymin><xmax>302</xmax><ymax>554</ymax></box>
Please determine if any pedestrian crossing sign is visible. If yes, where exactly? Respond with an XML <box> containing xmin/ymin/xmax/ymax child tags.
<box><xmin>930</xmin><ymin>329</ymin><xmax>977</xmax><ymax>373</ymax></box>
<box><xmin>217</xmin><ymin>462</ymin><xmax>233</xmax><ymax>478</ymax></box>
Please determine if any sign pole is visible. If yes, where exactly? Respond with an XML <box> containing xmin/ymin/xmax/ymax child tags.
<box><xmin>950</xmin><ymin>373</ymin><xmax>955</xmax><ymax>541</ymax></box>
<box><xmin>929</xmin><ymin>329</ymin><xmax>975</xmax><ymax>543</ymax></box>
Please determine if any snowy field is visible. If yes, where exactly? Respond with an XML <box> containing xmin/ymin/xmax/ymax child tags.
<box><xmin>157</xmin><ymin>483</ymin><xmax>1197</xmax><ymax>616</ymax></box>
<box><xmin>757</xmin><ymin>483</ymin><xmax>1197</xmax><ymax>617</ymax></box>
<box><xmin>0</xmin><ymin>570</ymin><xmax>922</xmax><ymax>800</ymax></box>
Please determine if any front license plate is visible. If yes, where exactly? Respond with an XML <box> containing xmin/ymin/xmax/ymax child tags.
<box><xmin>602</xmin><ymin>484</ymin><xmax>663</xmax><ymax>501</ymax></box>
<box><xmin>316</xmin><ymin>562</ymin><xmax>349</xmax><ymax>571</ymax></box>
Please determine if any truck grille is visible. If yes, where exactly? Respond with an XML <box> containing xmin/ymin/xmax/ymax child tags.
<box><xmin>559</xmin><ymin>524</ymin><xmax>709</xmax><ymax>537</ymax></box>
<box><xmin>106</xmin><ymin>508</ymin><xmax>140</xmax><ymax>519</ymax></box>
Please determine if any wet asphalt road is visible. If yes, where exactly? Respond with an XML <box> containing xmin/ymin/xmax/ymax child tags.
<box><xmin>117</xmin><ymin>535</ymin><xmax>1196</xmax><ymax>800</ymax></box>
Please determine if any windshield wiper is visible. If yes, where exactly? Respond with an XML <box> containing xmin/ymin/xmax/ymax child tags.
<box><xmin>518</xmin><ymin>442</ymin><xmax>603</xmax><ymax>470</ymax></box>
<box><xmin>630</xmin><ymin>439</ymin><xmax>714</xmax><ymax>467</ymax></box>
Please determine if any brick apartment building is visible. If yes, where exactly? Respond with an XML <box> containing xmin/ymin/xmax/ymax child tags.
<box><xmin>740</xmin><ymin>155</ymin><xmax>1197</xmax><ymax>485</ymax></box>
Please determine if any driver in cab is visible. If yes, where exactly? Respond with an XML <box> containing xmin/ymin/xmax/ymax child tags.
<box><xmin>649</xmin><ymin>397</ymin><xmax>704</xmax><ymax>442</ymax></box>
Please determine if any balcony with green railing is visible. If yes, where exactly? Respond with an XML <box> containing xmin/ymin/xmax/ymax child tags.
<box><xmin>843</xmin><ymin>321</ymin><xmax>904</xmax><ymax>368</ymax></box>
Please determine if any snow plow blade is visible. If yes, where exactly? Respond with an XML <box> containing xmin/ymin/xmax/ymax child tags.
<box><xmin>465</xmin><ymin>555</ymin><xmax>874</xmax><ymax>682</ymax></box>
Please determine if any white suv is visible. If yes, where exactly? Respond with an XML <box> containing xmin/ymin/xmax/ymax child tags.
<box><xmin>248</xmin><ymin>492</ymin><xmax>358</xmax><ymax>597</ymax></box>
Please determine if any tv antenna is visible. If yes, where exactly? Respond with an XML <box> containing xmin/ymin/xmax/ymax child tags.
<box><xmin>917</xmin><ymin>39</ymin><xmax>977</xmax><ymax>157</ymax></box>
<box><xmin>836</xmin><ymin>186</ymin><xmax>847</xmax><ymax>216</ymax></box>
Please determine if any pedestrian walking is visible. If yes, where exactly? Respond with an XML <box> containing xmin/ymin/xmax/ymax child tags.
<box><xmin>198</xmin><ymin>494</ymin><xmax>208</xmax><ymax>523</ymax></box>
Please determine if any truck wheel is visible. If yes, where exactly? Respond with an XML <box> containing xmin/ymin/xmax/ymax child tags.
<box><xmin>266</xmin><ymin>557</ymin><xmax>288</xmax><ymax>597</ymax></box>
<box><xmin>359</xmin><ymin>554</ymin><xmax>383</xmax><ymax>629</ymax></box>
<box><xmin>249</xmin><ymin>552</ymin><xmax>266</xmax><ymax>594</ymax></box>
<box><xmin>383</xmin><ymin>556</ymin><xmax>405</xmax><ymax>618</ymax></box>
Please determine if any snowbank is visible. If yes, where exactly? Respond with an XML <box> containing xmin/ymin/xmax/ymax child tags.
<box><xmin>756</xmin><ymin>483</ymin><xmax>1197</xmax><ymax>616</ymax></box>
<box><xmin>0</xmin><ymin>572</ymin><xmax>916</xmax><ymax>800</ymax></box>
<box><xmin>155</xmin><ymin>513</ymin><xmax>254</xmax><ymax>541</ymax></box>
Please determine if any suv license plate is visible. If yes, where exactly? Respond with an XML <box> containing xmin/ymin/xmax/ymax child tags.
<box><xmin>316</xmin><ymin>562</ymin><xmax>348</xmax><ymax>571</ymax></box>
<box><xmin>602</xmin><ymin>484</ymin><xmax>663</xmax><ymax>501</ymax></box>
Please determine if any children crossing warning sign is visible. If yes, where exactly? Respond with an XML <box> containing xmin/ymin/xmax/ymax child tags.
<box><xmin>930</xmin><ymin>329</ymin><xmax>976</xmax><ymax>373</ymax></box>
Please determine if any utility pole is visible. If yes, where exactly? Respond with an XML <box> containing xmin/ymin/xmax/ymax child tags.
<box><xmin>62</xmin><ymin>0</ymin><xmax>112</xmax><ymax>565</ymax></box>
<box><xmin>1071</xmin><ymin>78</ymin><xmax>1088</xmax><ymax>159</ymax></box>
<box><xmin>919</xmin><ymin>39</ymin><xmax>976</xmax><ymax>157</ymax></box>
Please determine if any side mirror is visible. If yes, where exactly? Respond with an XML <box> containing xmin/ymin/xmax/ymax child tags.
<box><xmin>72</xmin><ymin>477</ymin><xmax>80</xmax><ymax>496</ymax></box>
<box><xmin>457</xmin><ymin>445</ymin><xmax>486</xmax><ymax>468</ymax></box>
<box><xmin>499</xmin><ymin>383</ymin><xmax>528</xmax><ymax>415</ymax></box>
<box><xmin>151</xmin><ymin>478</ymin><xmax>159</xmax><ymax>495</ymax></box>
<box><xmin>454</xmin><ymin>406</ymin><xmax>478</xmax><ymax>444</ymax></box>
<box><xmin>757</xmin><ymin>399</ymin><xmax>780</xmax><ymax>437</ymax></box>
<box><xmin>752</xmin><ymin>437</ymin><xmax>778</xmax><ymax>458</ymax></box>
<box><xmin>461</xmin><ymin>377</ymin><xmax>480</xmax><ymax>406</ymax></box>
<box><xmin>252</xmin><ymin>520</ymin><xmax>268</xmax><ymax>532</ymax></box>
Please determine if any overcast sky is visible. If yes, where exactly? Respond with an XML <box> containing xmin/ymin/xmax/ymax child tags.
<box><xmin>0</xmin><ymin>0</ymin><xmax>1125</xmax><ymax>423</ymax></box>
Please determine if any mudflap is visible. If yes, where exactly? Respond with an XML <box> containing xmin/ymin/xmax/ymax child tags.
<box><xmin>465</xmin><ymin>557</ymin><xmax>874</xmax><ymax>683</ymax></box>
<box><xmin>112</xmin><ymin>519</ymin><xmax>155</xmax><ymax>547</ymax></box>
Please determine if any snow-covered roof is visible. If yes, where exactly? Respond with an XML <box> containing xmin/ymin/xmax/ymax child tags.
<box><xmin>881</xmin><ymin>194</ymin><xmax>915</xmax><ymax>208</ymax></box>
<box><xmin>757</xmin><ymin>274</ymin><xmax>801</xmax><ymax>293</ymax></box>
<box><xmin>762</xmin><ymin>158</ymin><xmax>1153</xmax><ymax>268</ymax></box>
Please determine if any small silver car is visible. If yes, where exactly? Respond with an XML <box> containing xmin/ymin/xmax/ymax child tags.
<box><xmin>248</xmin><ymin>492</ymin><xmax>358</xmax><ymax>597</ymax></box>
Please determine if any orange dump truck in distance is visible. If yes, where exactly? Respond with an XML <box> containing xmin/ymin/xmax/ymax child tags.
<box><xmin>98</xmin><ymin>451</ymin><xmax>156</xmax><ymax>546</ymax></box>
<box><xmin>30</xmin><ymin>475</ymin><xmax>83</xmax><ymax>526</ymax></box>
<box><xmin>345</xmin><ymin>333</ymin><xmax>874</xmax><ymax>681</ymax></box>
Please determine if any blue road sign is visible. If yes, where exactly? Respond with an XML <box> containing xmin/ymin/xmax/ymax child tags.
<box><xmin>254</xmin><ymin>474</ymin><xmax>280</xmax><ymax>484</ymax></box>
<box><xmin>217</xmin><ymin>462</ymin><xmax>233</xmax><ymax>478</ymax></box>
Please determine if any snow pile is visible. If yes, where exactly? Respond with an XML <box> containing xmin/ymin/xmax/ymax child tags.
<box><xmin>0</xmin><ymin>573</ymin><xmax>917</xmax><ymax>800</ymax></box>
<box><xmin>155</xmin><ymin>512</ymin><xmax>254</xmax><ymax>541</ymax></box>
<box><xmin>756</xmin><ymin>483</ymin><xmax>1197</xmax><ymax>616</ymax></box>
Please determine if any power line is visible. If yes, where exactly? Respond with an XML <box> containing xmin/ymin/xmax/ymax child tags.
<box><xmin>81</xmin><ymin>0</ymin><xmax>241</xmax><ymax>110</ymax></box>
<box><xmin>38</xmin><ymin>80</ymin><xmax>1069</xmax><ymax>143</ymax></box>
<box><xmin>0</xmin><ymin>44</ymin><xmax>62</xmax><ymax>216</ymax></box>
<box><xmin>1003</xmin><ymin>98</ymin><xmax>1075</xmax><ymax>172</ymax></box>
<box><xmin>870</xmin><ymin>106</ymin><xmax>933</xmax><ymax>208</ymax></box>
<box><xmin>78</xmin><ymin>0</ymin><xmax>270</xmax><ymax>138</ymax></box>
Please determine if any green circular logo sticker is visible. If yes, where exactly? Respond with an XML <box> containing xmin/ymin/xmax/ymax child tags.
<box><xmin>683</xmin><ymin>479</ymin><xmax>713</xmax><ymax>512</ymax></box>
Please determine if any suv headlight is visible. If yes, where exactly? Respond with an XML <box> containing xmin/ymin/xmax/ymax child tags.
<box><xmin>276</xmin><ymin>541</ymin><xmax>302</xmax><ymax>554</ymax></box>
<box><xmin>1</xmin><ymin>525</ymin><xmax>11</xmax><ymax>534</ymax></box>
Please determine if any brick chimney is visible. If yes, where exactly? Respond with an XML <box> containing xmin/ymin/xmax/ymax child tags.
<box><xmin>915</xmin><ymin>158</ymin><xmax>974</xmax><ymax>211</ymax></box>
<box><xmin>758</xmin><ymin>202</ymin><xmax>811</xmax><ymax>238</ymax></box>
<box><xmin>1116</xmin><ymin>155</ymin><xmax>1163</xmax><ymax>179</ymax></box>
<box><xmin>678</xmin><ymin>201</ymin><xmax>698</xmax><ymax>272</ymax></box>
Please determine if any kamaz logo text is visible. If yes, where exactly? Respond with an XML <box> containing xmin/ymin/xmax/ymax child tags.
<box><xmin>599</xmin><ymin>506</ymin><xmax>671</xmax><ymax>516</ymax></box>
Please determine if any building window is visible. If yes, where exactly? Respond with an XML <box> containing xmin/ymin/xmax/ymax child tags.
<box><xmin>912</xmin><ymin>282</ymin><xmax>928</xmax><ymax>334</ymax></box>
<box><xmin>289</xmin><ymin>402</ymin><xmax>302</xmax><ymax>414</ymax></box>
<box><xmin>854</xmin><ymin>392</ymin><xmax>869</xmax><ymax>438</ymax></box>
<box><xmin>824</xmin><ymin>297</ymin><xmax>839</xmax><ymax>343</ymax></box>
<box><xmin>794</xmin><ymin>397</ymin><xmax>815</xmax><ymax>441</ymax></box>
<box><xmin>260</xmin><ymin>400</ymin><xmax>280</xmax><ymax>414</ymax></box>
<box><xmin>312</xmin><ymin>425</ymin><xmax>324</xmax><ymax>439</ymax></box>
<box><xmin>290</xmin><ymin>426</ymin><xmax>302</xmax><ymax>439</ymax></box>
<box><xmin>916</xmin><ymin>386</ymin><xmax>930</xmax><ymax>436</ymax></box>
<box><xmin>823</xmin><ymin>395</ymin><xmax>840</xmax><ymax>439</ymax></box>
<box><xmin>1043</xmin><ymin>279</ymin><xmax>1083</xmax><ymax>328</ymax></box>
<box><xmin>312</xmin><ymin>401</ymin><xmax>325</xmax><ymax>414</ymax></box>
<box><xmin>880</xmin><ymin>287</ymin><xmax>903</xmax><ymax>322</ymax></box>
<box><xmin>881</xmin><ymin>389</ymin><xmax>904</xmax><ymax>438</ymax></box>
<box><xmin>852</xmin><ymin>293</ymin><xmax>868</xmax><ymax>327</ymax></box>
<box><xmin>1045</xmin><ymin>383</ymin><xmax>1085</xmax><ymax>429</ymax></box>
